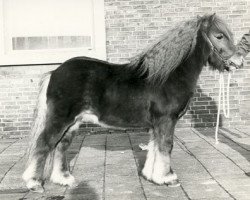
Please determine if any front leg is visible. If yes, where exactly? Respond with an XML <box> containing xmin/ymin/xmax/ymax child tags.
<box><xmin>141</xmin><ymin>118</ymin><xmax>180</xmax><ymax>186</ymax></box>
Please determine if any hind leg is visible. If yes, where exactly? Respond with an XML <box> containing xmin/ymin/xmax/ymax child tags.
<box><xmin>22</xmin><ymin>131</ymin><xmax>51</xmax><ymax>192</ymax></box>
<box><xmin>50</xmin><ymin>122</ymin><xmax>79</xmax><ymax>186</ymax></box>
<box><xmin>22</xmin><ymin>120</ymin><xmax>73</xmax><ymax>192</ymax></box>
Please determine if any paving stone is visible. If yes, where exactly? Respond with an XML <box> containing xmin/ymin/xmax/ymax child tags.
<box><xmin>107</xmin><ymin>134</ymin><xmax>131</xmax><ymax>147</ymax></box>
<box><xmin>0</xmin><ymin>193</ymin><xmax>26</xmax><ymax>200</ymax></box>
<box><xmin>65</xmin><ymin>193</ymin><xmax>102</xmax><ymax>200</ymax></box>
<box><xmin>132</xmin><ymin>151</ymin><xmax>147</xmax><ymax>171</ymax></box>
<box><xmin>231</xmin><ymin>193</ymin><xmax>250</xmax><ymax>200</ymax></box>
<box><xmin>105</xmin><ymin>175</ymin><xmax>145</xmax><ymax>199</ymax></box>
<box><xmin>217</xmin><ymin>129</ymin><xmax>250</xmax><ymax>151</ymax></box>
<box><xmin>199</xmin><ymin>158</ymin><xmax>243</xmax><ymax>177</ymax></box>
<box><xmin>173</xmin><ymin>161</ymin><xmax>212</xmax><ymax>181</ymax></box>
<box><xmin>0</xmin><ymin>127</ymin><xmax>250</xmax><ymax>199</ymax></box>
<box><xmin>106</xmin><ymin>184</ymin><xmax>143</xmax><ymax>195</ymax></box>
<box><xmin>0</xmin><ymin>176</ymin><xmax>26</xmax><ymax>190</ymax></box>
<box><xmin>82</xmin><ymin>134</ymin><xmax>107</xmax><ymax>146</ymax></box>
<box><xmin>128</xmin><ymin>132</ymin><xmax>149</xmax><ymax>148</ymax></box>
<box><xmin>143</xmin><ymin>183</ymin><xmax>188</xmax><ymax>199</ymax></box>
<box><xmin>193</xmin><ymin>128</ymin><xmax>250</xmax><ymax>174</ymax></box>
<box><xmin>236</xmin><ymin>127</ymin><xmax>250</xmax><ymax>137</ymax></box>
<box><xmin>105</xmin><ymin>137</ymin><xmax>145</xmax><ymax>200</ymax></box>
<box><xmin>105</xmin><ymin>194</ymin><xmax>145</xmax><ymax>200</ymax></box>
<box><xmin>147</xmin><ymin>196</ymin><xmax>187</xmax><ymax>200</ymax></box>
<box><xmin>192</xmin><ymin>198</ymin><xmax>234</xmax><ymax>200</ymax></box>
<box><xmin>106</xmin><ymin>146</ymin><xmax>133</xmax><ymax>154</ymax></box>
<box><xmin>220</xmin><ymin>127</ymin><xmax>250</xmax><ymax>138</ymax></box>
<box><xmin>181</xmin><ymin>179</ymin><xmax>232</xmax><ymax>199</ymax></box>
<box><xmin>0</xmin><ymin>144</ymin><xmax>12</xmax><ymax>153</ymax></box>
<box><xmin>25</xmin><ymin>192</ymin><xmax>65</xmax><ymax>200</ymax></box>
<box><xmin>215</xmin><ymin>175</ymin><xmax>250</xmax><ymax>198</ymax></box>
<box><xmin>175</xmin><ymin>129</ymin><xmax>203</xmax><ymax>142</ymax></box>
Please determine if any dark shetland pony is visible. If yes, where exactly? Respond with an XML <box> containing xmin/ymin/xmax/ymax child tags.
<box><xmin>23</xmin><ymin>14</ymin><xmax>236</xmax><ymax>192</ymax></box>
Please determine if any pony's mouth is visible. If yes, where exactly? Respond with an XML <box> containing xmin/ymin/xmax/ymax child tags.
<box><xmin>226</xmin><ymin>60</ymin><xmax>242</xmax><ymax>72</ymax></box>
<box><xmin>221</xmin><ymin>58</ymin><xmax>242</xmax><ymax>72</ymax></box>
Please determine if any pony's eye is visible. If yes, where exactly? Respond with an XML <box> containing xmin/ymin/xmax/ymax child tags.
<box><xmin>216</xmin><ymin>34</ymin><xmax>224</xmax><ymax>40</ymax></box>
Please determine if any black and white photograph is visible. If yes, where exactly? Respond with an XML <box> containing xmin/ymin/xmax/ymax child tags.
<box><xmin>0</xmin><ymin>0</ymin><xmax>249</xmax><ymax>199</ymax></box>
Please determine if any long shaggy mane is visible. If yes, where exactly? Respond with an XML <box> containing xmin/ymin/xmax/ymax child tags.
<box><xmin>128</xmin><ymin>14</ymin><xmax>232</xmax><ymax>84</ymax></box>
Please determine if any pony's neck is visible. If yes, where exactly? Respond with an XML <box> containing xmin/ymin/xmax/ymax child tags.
<box><xmin>172</xmin><ymin>30</ymin><xmax>211</xmax><ymax>89</ymax></box>
<box><xmin>128</xmin><ymin>19</ymin><xmax>200</xmax><ymax>84</ymax></box>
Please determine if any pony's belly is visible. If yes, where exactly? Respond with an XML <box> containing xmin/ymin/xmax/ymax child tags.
<box><xmin>75</xmin><ymin>110</ymin><xmax>149</xmax><ymax>129</ymax></box>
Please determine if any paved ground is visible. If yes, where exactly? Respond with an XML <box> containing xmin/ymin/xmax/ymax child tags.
<box><xmin>0</xmin><ymin>127</ymin><xmax>250</xmax><ymax>200</ymax></box>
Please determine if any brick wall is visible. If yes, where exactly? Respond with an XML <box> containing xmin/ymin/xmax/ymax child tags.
<box><xmin>0</xmin><ymin>65</ymin><xmax>58</xmax><ymax>138</ymax></box>
<box><xmin>0</xmin><ymin>0</ymin><xmax>250</xmax><ymax>138</ymax></box>
<box><xmin>104</xmin><ymin>0</ymin><xmax>250</xmax><ymax>128</ymax></box>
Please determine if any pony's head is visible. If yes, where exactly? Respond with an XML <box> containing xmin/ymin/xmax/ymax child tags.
<box><xmin>199</xmin><ymin>14</ymin><xmax>236</xmax><ymax>71</ymax></box>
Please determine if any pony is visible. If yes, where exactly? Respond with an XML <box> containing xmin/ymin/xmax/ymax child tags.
<box><xmin>22</xmin><ymin>14</ymin><xmax>236</xmax><ymax>192</ymax></box>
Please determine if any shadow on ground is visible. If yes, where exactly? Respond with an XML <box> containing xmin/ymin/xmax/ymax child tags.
<box><xmin>66</xmin><ymin>181</ymin><xmax>99</xmax><ymax>200</ymax></box>
<box><xmin>189</xmin><ymin>86</ymin><xmax>250</xmax><ymax>176</ymax></box>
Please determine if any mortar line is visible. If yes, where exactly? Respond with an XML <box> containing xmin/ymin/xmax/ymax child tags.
<box><xmin>102</xmin><ymin>134</ymin><xmax>107</xmax><ymax>200</ymax></box>
<box><xmin>235</xmin><ymin>127</ymin><xmax>250</xmax><ymax>137</ymax></box>
<box><xmin>217</xmin><ymin>128</ymin><xmax>250</xmax><ymax>152</ymax></box>
<box><xmin>0</xmin><ymin>138</ymin><xmax>20</xmax><ymax>154</ymax></box>
<box><xmin>180</xmin><ymin>184</ymin><xmax>192</xmax><ymax>200</ymax></box>
<box><xmin>0</xmin><ymin>154</ymin><xmax>25</xmax><ymax>182</ymax></box>
<box><xmin>175</xmin><ymin>135</ymin><xmax>237</xmax><ymax>200</ymax></box>
<box><xmin>191</xmin><ymin>128</ymin><xmax>248</xmax><ymax>174</ymax></box>
<box><xmin>0</xmin><ymin>138</ymin><xmax>25</xmax><ymax>183</ymax></box>
<box><xmin>0</xmin><ymin>152</ymin><xmax>28</xmax><ymax>199</ymax></box>
<box><xmin>0</xmin><ymin>137</ymin><xmax>32</xmax><ymax>198</ymax></box>
<box><xmin>128</xmin><ymin>132</ymin><xmax>148</xmax><ymax>200</ymax></box>
<box><xmin>173</xmin><ymin>139</ymin><xmax>194</xmax><ymax>200</ymax></box>
<box><xmin>195</xmin><ymin>128</ymin><xmax>250</xmax><ymax>152</ymax></box>
<box><xmin>0</xmin><ymin>149</ymin><xmax>26</xmax><ymax>184</ymax></box>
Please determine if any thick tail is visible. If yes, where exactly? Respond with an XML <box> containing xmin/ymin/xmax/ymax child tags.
<box><xmin>26</xmin><ymin>72</ymin><xmax>53</xmax><ymax>168</ymax></box>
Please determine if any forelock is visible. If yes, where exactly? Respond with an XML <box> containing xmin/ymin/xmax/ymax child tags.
<box><xmin>213</xmin><ymin>16</ymin><xmax>234</xmax><ymax>41</ymax></box>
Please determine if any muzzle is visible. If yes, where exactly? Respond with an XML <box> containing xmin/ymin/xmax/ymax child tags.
<box><xmin>202</xmin><ymin>32</ymin><xmax>234</xmax><ymax>71</ymax></box>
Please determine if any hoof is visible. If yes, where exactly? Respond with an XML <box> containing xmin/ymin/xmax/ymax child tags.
<box><xmin>26</xmin><ymin>179</ymin><xmax>44</xmax><ymax>193</ymax></box>
<box><xmin>151</xmin><ymin>172</ymin><xmax>179</xmax><ymax>186</ymax></box>
<box><xmin>50</xmin><ymin>171</ymin><xmax>76</xmax><ymax>187</ymax></box>
<box><xmin>141</xmin><ymin>168</ymin><xmax>152</xmax><ymax>181</ymax></box>
<box><xmin>139</xmin><ymin>143</ymin><xmax>149</xmax><ymax>151</ymax></box>
<box><xmin>166</xmin><ymin>179</ymin><xmax>181</xmax><ymax>187</ymax></box>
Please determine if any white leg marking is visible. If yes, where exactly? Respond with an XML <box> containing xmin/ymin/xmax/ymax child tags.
<box><xmin>50</xmin><ymin>121</ymin><xmax>79</xmax><ymax>187</ymax></box>
<box><xmin>142</xmin><ymin>140</ymin><xmax>155</xmax><ymax>180</ymax></box>
<box><xmin>26</xmin><ymin>179</ymin><xmax>44</xmax><ymax>193</ymax></box>
<box><xmin>22</xmin><ymin>159</ymin><xmax>44</xmax><ymax>192</ymax></box>
<box><xmin>151</xmin><ymin>147</ymin><xmax>170</xmax><ymax>185</ymax></box>
<box><xmin>22</xmin><ymin>159</ymin><xmax>37</xmax><ymax>182</ymax></box>
<box><xmin>50</xmin><ymin>151</ymin><xmax>75</xmax><ymax>187</ymax></box>
<box><xmin>50</xmin><ymin>169</ymin><xmax>75</xmax><ymax>187</ymax></box>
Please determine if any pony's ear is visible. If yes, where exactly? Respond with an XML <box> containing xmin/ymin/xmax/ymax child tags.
<box><xmin>197</xmin><ymin>15</ymin><xmax>201</xmax><ymax>20</ymax></box>
<box><xmin>200</xmin><ymin>13</ymin><xmax>216</xmax><ymax>31</ymax></box>
<box><xmin>210</xmin><ymin>13</ymin><xmax>216</xmax><ymax>22</ymax></box>
<box><xmin>197</xmin><ymin>15</ymin><xmax>203</xmax><ymax>27</ymax></box>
